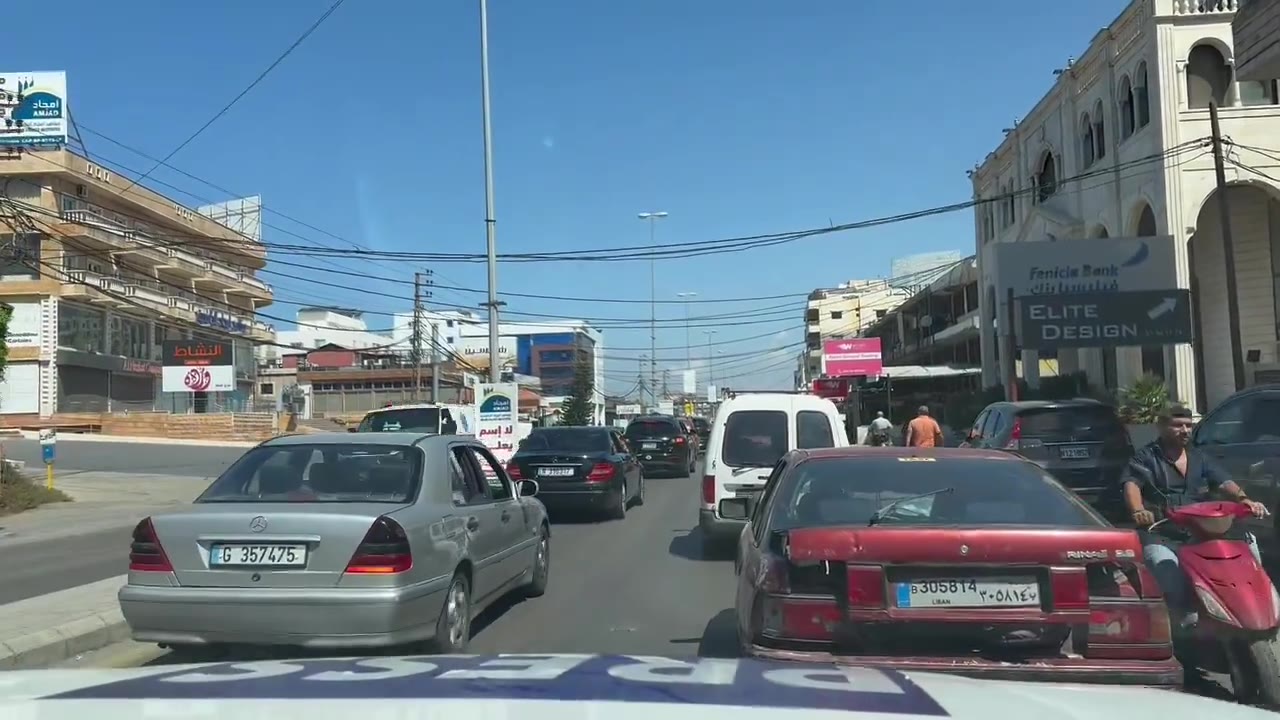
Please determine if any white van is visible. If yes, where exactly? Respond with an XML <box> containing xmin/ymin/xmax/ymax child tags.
<box><xmin>699</xmin><ymin>392</ymin><xmax>848</xmax><ymax>549</ymax></box>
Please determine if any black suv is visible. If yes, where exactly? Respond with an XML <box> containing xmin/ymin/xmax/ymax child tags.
<box><xmin>625</xmin><ymin>414</ymin><xmax>697</xmax><ymax>477</ymax></box>
<box><xmin>963</xmin><ymin>399</ymin><xmax>1134</xmax><ymax>514</ymax></box>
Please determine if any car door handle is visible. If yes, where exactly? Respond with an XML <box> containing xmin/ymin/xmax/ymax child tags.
<box><xmin>466</xmin><ymin>517</ymin><xmax>480</xmax><ymax>532</ymax></box>
<box><xmin>500</xmin><ymin>511</ymin><xmax>511</xmax><ymax>523</ymax></box>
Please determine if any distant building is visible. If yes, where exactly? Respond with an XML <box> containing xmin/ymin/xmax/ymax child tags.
<box><xmin>799</xmin><ymin>279</ymin><xmax>909</xmax><ymax>385</ymax></box>
<box><xmin>889</xmin><ymin>251</ymin><xmax>965</xmax><ymax>291</ymax></box>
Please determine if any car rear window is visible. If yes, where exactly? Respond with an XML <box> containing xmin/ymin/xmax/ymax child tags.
<box><xmin>722</xmin><ymin>410</ymin><xmax>788</xmax><ymax>468</ymax></box>
<box><xmin>357</xmin><ymin>408</ymin><xmax>439</xmax><ymax>433</ymax></box>
<box><xmin>626</xmin><ymin>420</ymin><xmax>678</xmax><ymax>437</ymax></box>
<box><xmin>769</xmin><ymin>456</ymin><xmax>1102</xmax><ymax>530</ymax></box>
<box><xmin>693</xmin><ymin>418</ymin><xmax>710</xmax><ymax>432</ymax></box>
<box><xmin>1018</xmin><ymin>406</ymin><xmax>1125</xmax><ymax>442</ymax></box>
<box><xmin>198</xmin><ymin>444</ymin><xmax>422</xmax><ymax>504</ymax></box>
<box><xmin>796</xmin><ymin>410</ymin><xmax>835</xmax><ymax>449</ymax></box>
<box><xmin>522</xmin><ymin>428</ymin><xmax>613</xmax><ymax>453</ymax></box>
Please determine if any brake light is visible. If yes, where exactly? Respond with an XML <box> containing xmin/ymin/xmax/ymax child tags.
<box><xmin>505</xmin><ymin>462</ymin><xmax>523</xmax><ymax>480</ymax></box>
<box><xmin>847</xmin><ymin>565</ymin><xmax>887</xmax><ymax>608</ymax></box>
<box><xmin>128</xmin><ymin>517</ymin><xmax>173</xmax><ymax>572</ymax></box>
<box><xmin>758</xmin><ymin>554</ymin><xmax>840</xmax><ymax>641</ymax></box>
<box><xmin>1005</xmin><ymin>419</ymin><xmax>1022</xmax><ymax>449</ymax></box>
<box><xmin>1085</xmin><ymin>601</ymin><xmax>1173</xmax><ymax>660</ymax></box>
<box><xmin>586</xmin><ymin>463</ymin><xmax>615</xmax><ymax>483</ymax></box>
<box><xmin>1050</xmin><ymin>567</ymin><xmax>1090</xmax><ymax>611</ymax></box>
<box><xmin>674</xmin><ymin>436</ymin><xmax>686</xmax><ymax>445</ymax></box>
<box><xmin>345</xmin><ymin>517</ymin><xmax>413</xmax><ymax>574</ymax></box>
<box><xmin>702</xmin><ymin>475</ymin><xmax>716</xmax><ymax>505</ymax></box>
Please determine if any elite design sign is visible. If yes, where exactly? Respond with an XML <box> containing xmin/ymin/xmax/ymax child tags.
<box><xmin>1018</xmin><ymin>289</ymin><xmax>1193</xmax><ymax>350</ymax></box>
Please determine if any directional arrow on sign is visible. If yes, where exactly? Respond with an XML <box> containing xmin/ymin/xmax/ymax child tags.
<box><xmin>1147</xmin><ymin>296</ymin><xmax>1177</xmax><ymax>320</ymax></box>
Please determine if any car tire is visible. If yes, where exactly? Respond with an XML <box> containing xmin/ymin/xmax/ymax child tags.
<box><xmin>609</xmin><ymin>481</ymin><xmax>628</xmax><ymax>520</ymax></box>
<box><xmin>524</xmin><ymin>525</ymin><xmax>550</xmax><ymax>598</ymax></box>
<box><xmin>427</xmin><ymin>571</ymin><xmax>471</xmax><ymax>654</ymax></box>
<box><xmin>634</xmin><ymin>475</ymin><xmax>646</xmax><ymax>506</ymax></box>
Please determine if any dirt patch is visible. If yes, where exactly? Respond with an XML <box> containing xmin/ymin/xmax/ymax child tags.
<box><xmin>0</xmin><ymin>463</ymin><xmax>72</xmax><ymax>516</ymax></box>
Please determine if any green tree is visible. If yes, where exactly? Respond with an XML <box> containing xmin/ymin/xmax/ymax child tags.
<box><xmin>559</xmin><ymin>356</ymin><xmax>595</xmax><ymax>426</ymax></box>
<box><xmin>0</xmin><ymin>302</ymin><xmax>10</xmax><ymax>383</ymax></box>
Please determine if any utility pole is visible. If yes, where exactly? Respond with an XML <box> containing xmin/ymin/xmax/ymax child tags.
<box><xmin>677</xmin><ymin>291</ymin><xmax>696</xmax><ymax>370</ymax></box>
<box><xmin>638</xmin><ymin>212</ymin><xmax>668</xmax><ymax>407</ymax></box>
<box><xmin>480</xmin><ymin>0</ymin><xmax>502</xmax><ymax>384</ymax></box>
<box><xmin>662</xmin><ymin>368</ymin><xmax>669</xmax><ymax>400</ymax></box>
<box><xmin>412</xmin><ymin>271</ymin><xmax>433</xmax><ymax>402</ymax></box>
<box><xmin>1209</xmin><ymin>101</ymin><xmax>1246</xmax><ymax>392</ymax></box>
<box><xmin>431</xmin><ymin>322</ymin><xmax>441</xmax><ymax>403</ymax></box>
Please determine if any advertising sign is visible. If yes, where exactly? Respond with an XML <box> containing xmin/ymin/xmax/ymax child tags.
<box><xmin>681</xmin><ymin>369</ymin><xmax>696</xmax><ymax>395</ymax></box>
<box><xmin>990</xmin><ymin>236</ymin><xmax>1178</xmax><ymax>299</ymax></box>
<box><xmin>1018</xmin><ymin>290</ymin><xmax>1194</xmax><ymax>350</ymax></box>
<box><xmin>162</xmin><ymin>340</ymin><xmax>235</xmax><ymax>393</ymax></box>
<box><xmin>5</xmin><ymin>300</ymin><xmax>41</xmax><ymax>347</ymax></box>
<box><xmin>0</xmin><ymin>72</ymin><xmax>68</xmax><ymax>147</ymax></box>
<box><xmin>196</xmin><ymin>309</ymin><xmax>249</xmax><ymax>334</ymax></box>
<box><xmin>475</xmin><ymin>382</ymin><xmax>519</xmax><ymax>465</ymax></box>
<box><xmin>821</xmin><ymin>338</ymin><xmax>883</xmax><ymax>377</ymax></box>
<box><xmin>458</xmin><ymin>336</ymin><xmax>517</xmax><ymax>372</ymax></box>
<box><xmin>615</xmin><ymin>404</ymin><xmax>641</xmax><ymax>416</ymax></box>
<box><xmin>812</xmin><ymin>377</ymin><xmax>850</xmax><ymax>400</ymax></box>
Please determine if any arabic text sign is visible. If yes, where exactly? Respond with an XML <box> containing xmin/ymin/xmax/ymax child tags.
<box><xmin>48</xmin><ymin>654</ymin><xmax>948</xmax><ymax>716</ymax></box>
<box><xmin>1017</xmin><ymin>289</ymin><xmax>1193</xmax><ymax>350</ymax></box>
<box><xmin>990</xmin><ymin>236</ymin><xmax>1177</xmax><ymax>298</ymax></box>
<box><xmin>822</xmin><ymin>337</ymin><xmax>883</xmax><ymax>377</ymax></box>
<box><xmin>0</xmin><ymin>71</ymin><xmax>68</xmax><ymax>147</ymax></box>
<box><xmin>162</xmin><ymin>340</ymin><xmax>235</xmax><ymax>393</ymax></box>
<box><xmin>476</xmin><ymin>382</ymin><xmax>520</xmax><ymax>465</ymax></box>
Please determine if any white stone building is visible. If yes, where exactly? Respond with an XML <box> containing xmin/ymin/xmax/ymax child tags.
<box><xmin>972</xmin><ymin>0</ymin><xmax>1280</xmax><ymax>413</ymax></box>
<box><xmin>799</xmin><ymin>279</ymin><xmax>910</xmax><ymax>384</ymax></box>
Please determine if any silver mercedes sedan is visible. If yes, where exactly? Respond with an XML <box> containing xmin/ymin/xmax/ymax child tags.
<box><xmin>118</xmin><ymin>432</ymin><xmax>549</xmax><ymax>654</ymax></box>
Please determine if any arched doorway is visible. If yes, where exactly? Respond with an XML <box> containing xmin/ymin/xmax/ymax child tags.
<box><xmin>1131</xmin><ymin>203</ymin><xmax>1164</xmax><ymax>381</ymax></box>
<box><xmin>1189</xmin><ymin>183</ymin><xmax>1280</xmax><ymax>408</ymax></box>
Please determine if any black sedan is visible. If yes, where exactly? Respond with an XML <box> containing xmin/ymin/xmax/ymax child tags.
<box><xmin>625</xmin><ymin>415</ymin><xmax>697</xmax><ymax>477</ymax></box>
<box><xmin>505</xmin><ymin>426</ymin><xmax>644</xmax><ymax>520</ymax></box>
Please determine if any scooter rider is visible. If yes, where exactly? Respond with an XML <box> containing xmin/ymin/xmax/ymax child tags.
<box><xmin>1119</xmin><ymin>405</ymin><xmax>1268</xmax><ymax>630</ymax></box>
<box><xmin>867</xmin><ymin>411</ymin><xmax>892</xmax><ymax>446</ymax></box>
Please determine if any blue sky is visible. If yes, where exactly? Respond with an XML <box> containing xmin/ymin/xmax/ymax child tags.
<box><xmin>9</xmin><ymin>0</ymin><xmax>1126</xmax><ymax>396</ymax></box>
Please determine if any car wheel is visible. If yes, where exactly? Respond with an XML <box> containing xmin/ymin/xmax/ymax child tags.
<box><xmin>524</xmin><ymin>525</ymin><xmax>550</xmax><ymax>598</ymax></box>
<box><xmin>427</xmin><ymin>572</ymin><xmax>471</xmax><ymax>653</ymax></box>
<box><xmin>634</xmin><ymin>474</ymin><xmax>646</xmax><ymax>506</ymax></box>
<box><xmin>609</xmin><ymin>481</ymin><xmax>628</xmax><ymax>520</ymax></box>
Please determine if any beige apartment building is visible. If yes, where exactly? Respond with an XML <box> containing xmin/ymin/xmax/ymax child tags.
<box><xmin>799</xmin><ymin>279</ymin><xmax>908</xmax><ymax>384</ymax></box>
<box><xmin>0</xmin><ymin>148</ymin><xmax>274</xmax><ymax>420</ymax></box>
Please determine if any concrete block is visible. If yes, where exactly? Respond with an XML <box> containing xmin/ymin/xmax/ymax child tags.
<box><xmin>1</xmin><ymin>628</ymin><xmax>68</xmax><ymax>669</ymax></box>
<box><xmin>60</xmin><ymin>614</ymin><xmax>113</xmax><ymax>658</ymax></box>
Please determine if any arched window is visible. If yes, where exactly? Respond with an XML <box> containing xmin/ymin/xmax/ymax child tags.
<box><xmin>1135</xmin><ymin>62</ymin><xmax>1150</xmax><ymax>128</ymax></box>
<box><xmin>1119</xmin><ymin>75</ymin><xmax>1135</xmax><ymax>139</ymax></box>
<box><xmin>1136</xmin><ymin>203</ymin><xmax>1157</xmax><ymax>237</ymax></box>
<box><xmin>1093</xmin><ymin>100</ymin><xmax>1106</xmax><ymax>160</ymax></box>
<box><xmin>1187</xmin><ymin>44</ymin><xmax>1231</xmax><ymax>109</ymax></box>
<box><xmin>1081</xmin><ymin>113</ymin><xmax>1095</xmax><ymax>168</ymax></box>
<box><xmin>1036</xmin><ymin>152</ymin><xmax>1057</xmax><ymax>202</ymax></box>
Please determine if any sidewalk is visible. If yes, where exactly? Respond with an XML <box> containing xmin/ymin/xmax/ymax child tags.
<box><xmin>0</xmin><ymin>576</ymin><xmax>127</xmax><ymax>669</ymax></box>
<box><xmin>15</xmin><ymin>430</ymin><xmax>258</xmax><ymax>448</ymax></box>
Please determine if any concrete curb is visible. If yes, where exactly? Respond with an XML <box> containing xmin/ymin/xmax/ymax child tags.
<box><xmin>0</xmin><ymin>608</ymin><xmax>129</xmax><ymax>670</ymax></box>
<box><xmin>16</xmin><ymin>430</ymin><xmax>258</xmax><ymax>448</ymax></box>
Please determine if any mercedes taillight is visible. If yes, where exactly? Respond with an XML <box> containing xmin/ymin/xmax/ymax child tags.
<box><xmin>345</xmin><ymin>517</ymin><xmax>413</xmax><ymax>574</ymax></box>
<box><xmin>128</xmin><ymin>517</ymin><xmax>173</xmax><ymax>573</ymax></box>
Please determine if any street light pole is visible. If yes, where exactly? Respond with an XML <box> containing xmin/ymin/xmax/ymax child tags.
<box><xmin>703</xmin><ymin>329</ymin><xmax>717</xmax><ymax>390</ymax></box>
<box><xmin>637</xmin><ymin>211</ymin><xmax>667</xmax><ymax>408</ymax></box>
<box><xmin>676</xmin><ymin>291</ymin><xmax>696</xmax><ymax>371</ymax></box>
<box><xmin>480</xmin><ymin>0</ymin><xmax>501</xmax><ymax>383</ymax></box>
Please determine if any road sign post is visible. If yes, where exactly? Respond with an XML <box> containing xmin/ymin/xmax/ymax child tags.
<box><xmin>1017</xmin><ymin>290</ymin><xmax>1194</xmax><ymax>351</ymax></box>
<box><xmin>39</xmin><ymin>429</ymin><xmax>56</xmax><ymax>489</ymax></box>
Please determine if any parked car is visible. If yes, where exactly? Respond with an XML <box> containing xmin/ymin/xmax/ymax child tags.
<box><xmin>725</xmin><ymin>446</ymin><xmax>1180</xmax><ymax>686</ymax></box>
<box><xmin>961</xmin><ymin>399</ymin><xmax>1133</xmax><ymax>515</ymax></box>
<box><xmin>506</xmin><ymin>426</ymin><xmax>643</xmax><ymax>520</ymax></box>
<box><xmin>624</xmin><ymin>415</ymin><xmax>697</xmax><ymax>478</ymax></box>
<box><xmin>700</xmin><ymin>392</ymin><xmax>847</xmax><ymax>552</ymax></box>
<box><xmin>1191</xmin><ymin>384</ymin><xmax>1280</xmax><ymax>544</ymax></box>
<box><xmin>118</xmin><ymin>432</ymin><xmax>549</xmax><ymax>655</ymax></box>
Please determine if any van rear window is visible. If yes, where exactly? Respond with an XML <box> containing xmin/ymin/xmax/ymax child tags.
<box><xmin>722</xmin><ymin>410</ymin><xmax>788</xmax><ymax>468</ymax></box>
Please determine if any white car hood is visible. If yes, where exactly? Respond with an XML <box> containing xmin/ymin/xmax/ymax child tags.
<box><xmin>0</xmin><ymin>654</ymin><xmax>1269</xmax><ymax>719</ymax></box>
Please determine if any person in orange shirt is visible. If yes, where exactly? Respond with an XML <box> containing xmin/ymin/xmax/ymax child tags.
<box><xmin>904</xmin><ymin>405</ymin><xmax>944</xmax><ymax>448</ymax></box>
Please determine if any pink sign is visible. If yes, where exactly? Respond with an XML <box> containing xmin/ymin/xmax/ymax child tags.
<box><xmin>822</xmin><ymin>338</ymin><xmax>883</xmax><ymax>377</ymax></box>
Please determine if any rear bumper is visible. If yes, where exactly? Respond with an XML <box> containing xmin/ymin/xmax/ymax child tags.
<box><xmin>744</xmin><ymin>644</ymin><xmax>1183</xmax><ymax>687</ymax></box>
<box><xmin>700</xmin><ymin>508</ymin><xmax>745</xmax><ymax>540</ymax></box>
<box><xmin>118</xmin><ymin>575</ymin><xmax>450</xmax><ymax>649</ymax></box>
<box><xmin>539</xmin><ymin>487</ymin><xmax>617</xmax><ymax>511</ymax></box>
<box><xmin>639</xmin><ymin>453</ymin><xmax>689</xmax><ymax>473</ymax></box>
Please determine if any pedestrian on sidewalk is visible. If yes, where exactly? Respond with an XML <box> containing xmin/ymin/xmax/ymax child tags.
<box><xmin>904</xmin><ymin>405</ymin><xmax>943</xmax><ymax>448</ymax></box>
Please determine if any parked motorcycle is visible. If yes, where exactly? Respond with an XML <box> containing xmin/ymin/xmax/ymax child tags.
<box><xmin>1151</xmin><ymin>501</ymin><xmax>1280</xmax><ymax>704</ymax></box>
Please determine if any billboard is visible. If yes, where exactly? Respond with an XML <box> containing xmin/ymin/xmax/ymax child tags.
<box><xmin>821</xmin><ymin>338</ymin><xmax>883</xmax><ymax>378</ymax></box>
<box><xmin>475</xmin><ymin>383</ymin><xmax>519</xmax><ymax>466</ymax></box>
<box><xmin>458</xmin><ymin>335</ymin><xmax>517</xmax><ymax>372</ymax></box>
<box><xmin>162</xmin><ymin>340</ymin><xmax>235</xmax><ymax>393</ymax></box>
<box><xmin>989</xmin><ymin>236</ymin><xmax>1177</xmax><ymax>299</ymax></box>
<box><xmin>198</xmin><ymin>196</ymin><xmax>262</xmax><ymax>243</ymax></box>
<box><xmin>0</xmin><ymin>72</ymin><xmax>68</xmax><ymax>147</ymax></box>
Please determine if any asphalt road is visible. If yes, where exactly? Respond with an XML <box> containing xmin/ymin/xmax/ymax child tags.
<box><xmin>1</xmin><ymin>438</ymin><xmax>246</xmax><ymax>478</ymax></box>
<box><xmin>0</xmin><ymin>527</ymin><xmax>131</xmax><ymax>604</ymax></box>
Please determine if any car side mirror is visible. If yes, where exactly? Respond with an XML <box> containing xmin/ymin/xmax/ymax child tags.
<box><xmin>719</xmin><ymin>497</ymin><xmax>751</xmax><ymax>521</ymax></box>
<box><xmin>518</xmin><ymin>479</ymin><xmax>540</xmax><ymax>497</ymax></box>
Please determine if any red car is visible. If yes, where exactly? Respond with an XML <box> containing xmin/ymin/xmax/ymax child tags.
<box><xmin>725</xmin><ymin>446</ymin><xmax>1182</xmax><ymax>687</ymax></box>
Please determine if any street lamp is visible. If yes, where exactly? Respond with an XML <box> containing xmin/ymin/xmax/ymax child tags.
<box><xmin>638</xmin><ymin>211</ymin><xmax>667</xmax><ymax>407</ymax></box>
<box><xmin>703</xmin><ymin>329</ymin><xmax>717</xmax><ymax>389</ymax></box>
<box><xmin>479</xmin><ymin>0</ymin><xmax>501</xmax><ymax>382</ymax></box>
<box><xmin>676</xmin><ymin>291</ymin><xmax>696</xmax><ymax>370</ymax></box>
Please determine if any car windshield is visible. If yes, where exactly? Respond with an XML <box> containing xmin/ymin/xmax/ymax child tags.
<box><xmin>357</xmin><ymin>408</ymin><xmax>441</xmax><ymax>433</ymax></box>
<box><xmin>626</xmin><ymin>420</ymin><xmax>677</xmax><ymax>438</ymax></box>
<box><xmin>722</xmin><ymin>409</ymin><xmax>788</xmax><ymax>467</ymax></box>
<box><xmin>197</xmin><ymin>444</ymin><xmax>422</xmax><ymax>504</ymax></box>
<box><xmin>693</xmin><ymin>418</ymin><xmax>709</xmax><ymax>432</ymax></box>
<box><xmin>769</xmin><ymin>456</ymin><xmax>1103</xmax><ymax>529</ymax></box>
<box><xmin>522</xmin><ymin>428</ymin><xmax>613</xmax><ymax>452</ymax></box>
<box><xmin>1019</xmin><ymin>406</ymin><xmax>1126</xmax><ymax>442</ymax></box>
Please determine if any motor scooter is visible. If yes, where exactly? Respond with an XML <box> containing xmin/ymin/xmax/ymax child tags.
<box><xmin>1151</xmin><ymin>501</ymin><xmax>1280</xmax><ymax>704</ymax></box>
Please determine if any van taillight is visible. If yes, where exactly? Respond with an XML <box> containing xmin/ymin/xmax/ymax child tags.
<box><xmin>1085</xmin><ymin>601</ymin><xmax>1173</xmax><ymax>660</ymax></box>
<box><xmin>702</xmin><ymin>475</ymin><xmax>715</xmax><ymax>505</ymax></box>
<box><xmin>345</xmin><ymin>517</ymin><xmax>413</xmax><ymax>574</ymax></box>
<box><xmin>129</xmin><ymin>517</ymin><xmax>173</xmax><ymax>573</ymax></box>
<box><xmin>1005</xmin><ymin>418</ymin><xmax>1022</xmax><ymax>449</ymax></box>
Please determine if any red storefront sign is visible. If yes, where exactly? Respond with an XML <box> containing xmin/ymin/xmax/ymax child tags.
<box><xmin>821</xmin><ymin>338</ymin><xmax>883</xmax><ymax>377</ymax></box>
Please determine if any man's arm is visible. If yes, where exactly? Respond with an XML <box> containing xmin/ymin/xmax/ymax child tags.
<box><xmin>1120</xmin><ymin>454</ymin><xmax>1155</xmax><ymax>524</ymax></box>
<box><xmin>932</xmin><ymin>420</ymin><xmax>944</xmax><ymax>446</ymax></box>
<box><xmin>903</xmin><ymin>421</ymin><xmax>914</xmax><ymax>447</ymax></box>
<box><xmin>1204</xmin><ymin>454</ymin><xmax>1246</xmax><ymax>498</ymax></box>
